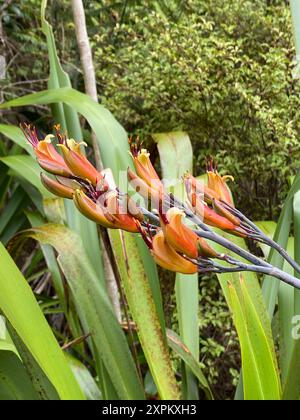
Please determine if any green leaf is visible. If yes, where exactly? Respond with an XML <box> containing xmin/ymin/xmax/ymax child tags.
<box><xmin>0</xmin><ymin>186</ymin><xmax>27</xmax><ymax>237</ymax></box>
<box><xmin>0</xmin><ymin>155</ymin><xmax>52</xmax><ymax>198</ymax></box>
<box><xmin>228</xmin><ymin>279</ymin><xmax>281</xmax><ymax>400</ymax></box>
<box><xmin>281</xmin><ymin>191</ymin><xmax>300</xmax><ymax>399</ymax></box>
<box><xmin>109</xmin><ymin>230</ymin><xmax>180</xmax><ymax>400</ymax></box>
<box><xmin>255</xmin><ymin>220</ymin><xmax>296</xmax><ymax>389</ymax></box>
<box><xmin>0</xmin><ymin>316</ymin><xmax>17</xmax><ymax>354</ymax></box>
<box><xmin>211</xmin><ymin>231</ymin><xmax>277</xmax><ymax>400</ymax></box>
<box><xmin>152</xmin><ymin>131</ymin><xmax>193</xmax><ymax>183</ymax></box>
<box><xmin>68</xmin><ymin>355</ymin><xmax>102</xmax><ymax>401</ymax></box>
<box><xmin>0</xmin><ymin>124</ymin><xmax>34</xmax><ymax>157</ymax></box>
<box><xmin>262</xmin><ymin>173</ymin><xmax>300</xmax><ymax>317</ymax></box>
<box><xmin>22</xmin><ymin>224</ymin><xmax>145</xmax><ymax>400</ymax></box>
<box><xmin>7</xmin><ymin>323</ymin><xmax>60</xmax><ymax>400</ymax></box>
<box><xmin>0</xmin><ymin>243</ymin><xmax>84</xmax><ymax>400</ymax></box>
<box><xmin>0</xmin><ymin>351</ymin><xmax>39</xmax><ymax>400</ymax></box>
<box><xmin>167</xmin><ymin>329</ymin><xmax>213</xmax><ymax>400</ymax></box>
<box><xmin>154</xmin><ymin>131</ymin><xmax>198</xmax><ymax>400</ymax></box>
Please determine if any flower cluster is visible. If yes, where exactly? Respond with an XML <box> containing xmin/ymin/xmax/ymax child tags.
<box><xmin>22</xmin><ymin>124</ymin><xmax>300</xmax><ymax>290</ymax></box>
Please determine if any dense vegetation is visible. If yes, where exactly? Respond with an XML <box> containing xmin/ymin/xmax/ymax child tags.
<box><xmin>2</xmin><ymin>0</ymin><xmax>298</xmax><ymax>219</ymax></box>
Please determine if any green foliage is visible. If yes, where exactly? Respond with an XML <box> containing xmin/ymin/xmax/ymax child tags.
<box><xmin>92</xmin><ymin>0</ymin><xmax>299</xmax><ymax>219</ymax></box>
<box><xmin>3</xmin><ymin>0</ymin><xmax>298</xmax><ymax>220</ymax></box>
<box><xmin>198</xmin><ymin>276</ymin><xmax>240</xmax><ymax>400</ymax></box>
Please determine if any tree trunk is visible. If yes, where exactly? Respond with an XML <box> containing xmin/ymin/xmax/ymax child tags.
<box><xmin>71</xmin><ymin>0</ymin><xmax>122</xmax><ymax>321</ymax></box>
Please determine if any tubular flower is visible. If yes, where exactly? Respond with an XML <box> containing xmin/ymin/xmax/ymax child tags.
<box><xmin>74</xmin><ymin>190</ymin><xmax>139</xmax><ymax>232</ymax></box>
<box><xmin>141</xmin><ymin>228</ymin><xmax>197</xmax><ymax>275</ymax></box>
<box><xmin>73</xmin><ymin>189</ymin><xmax>115</xmax><ymax>228</ymax></box>
<box><xmin>104</xmin><ymin>191</ymin><xmax>140</xmax><ymax>232</ymax></box>
<box><xmin>58</xmin><ymin>139</ymin><xmax>105</xmax><ymax>187</ymax></box>
<box><xmin>122</xmin><ymin>194</ymin><xmax>144</xmax><ymax>222</ymax></box>
<box><xmin>21</xmin><ymin>123</ymin><xmax>72</xmax><ymax>177</ymax></box>
<box><xmin>184</xmin><ymin>173</ymin><xmax>219</xmax><ymax>205</ymax></box>
<box><xmin>160</xmin><ymin>207</ymin><xmax>218</xmax><ymax>259</ymax></box>
<box><xmin>185</xmin><ymin>177</ymin><xmax>246</xmax><ymax>236</ymax></box>
<box><xmin>129</xmin><ymin>140</ymin><xmax>163</xmax><ymax>191</ymax></box>
<box><xmin>41</xmin><ymin>173</ymin><xmax>76</xmax><ymax>199</ymax></box>
<box><xmin>211</xmin><ymin>198</ymin><xmax>241</xmax><ymax>226</ymax></box>
<box><xmin>206</xmin><ymin>159</ymin><xmax>234</xmax><ymax>206</ymax></box>
<box><xmin>127</xmin><ymin>168</ymin><xmax>163</xmax><ymax>209</ymax></box>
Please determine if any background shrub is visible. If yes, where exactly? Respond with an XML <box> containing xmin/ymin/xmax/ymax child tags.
<box><xmin>92</xmin><ymin>0</ymin><xmax>299</xmax><ymax>220</ymax></box>
<box><xmin>3</xmin><ymin>0</ymin><xmax>298</xmax><ymax>219</ymax></box>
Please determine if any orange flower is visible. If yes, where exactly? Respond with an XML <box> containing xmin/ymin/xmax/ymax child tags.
<box><xmin>150</xmin><ymin>230</ymin><xmax>198</xmax><ymax>274</ymax></box>
<box><xmin>58</xmin><ymin>139</ymin><xmax>104</xmax><ymax>187</ymax></box>
<box><xmin>73</xmin><ymin>189</ymin><xmax>115</xmax><ymax>228</ymax></box>
<box><xmin>40</xmin><ymin>173</ymin><xmax>76</xmax><ymax>199</ymax></box>
<box><xmin>21</xmin><ymin>124</ymin><xmax>72</xmax><ymax>177</ymax></box>
<box><xmin>104</xmin><ymin>191</ymin><xmax>140</xmax><ymax>233</ymax></box>
<box><xmin>207</xmin><ymin>160</ymin><xmax>234</xmax><ymax>206</ymax></box>
<box><xmin>122</xmin><ymin>193</ymin><xmax>144</xmax><ymax>222</ymax></box>
<box><xmin>130</xmin><ymin>142</ymin><xmax>163</xmax><ymax>191</ymax></box>
<box><xmin>184</xmin><ymin>173</ymin><xmax>219</xmax><ymax>205</ymax></box>
<box><xmin>127</xmin><ymin>168</ymin><xmax>163</xmax><ymax>209</ymax></box>
<box><xmin>185</xmin><ymin>178</ymin><xmax>245</xmax><ymax>236</ymax></box>
<box><xmin>160</xmin><ymin>207</ymin><xmax>218</xmax><ymax>259</ymax></box>
<box><xmin>212</xmin><ymin>198</ymin><xmax>241</xmax><ymax>226</ymax></box>
<box><xmin>73</xmin><ymin>190</ymin><xmax>139</xmax><ymax>232</ymax></box>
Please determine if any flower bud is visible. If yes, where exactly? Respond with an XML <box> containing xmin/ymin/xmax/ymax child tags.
<box><xmin>40</xmin><ymin>173</ymin><xmax>75</xmax><ymax>199</ymax></box>
<box><xmin>58</xmin><ymin>143</ymin><xmax>103</xmax><ymax>186</ymax></box>
<box><xmin>73</xmin><ymin>190</ymin><xmax>115</xmax><ymax>228</ymax></box>
<box><xmin>207</xmin><ymin>166</ymin><xmax>234</xmax><ymax>206</ymax></box>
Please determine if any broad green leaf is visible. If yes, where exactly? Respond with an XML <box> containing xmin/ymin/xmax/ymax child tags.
<box><xmin>255</xmin><ymin>220</ymin><xmax>296</xmax><ymax>387</ymax></box>
<box><xmin>229</xmin><ymin>279</ymin><xmax>281</xmax><ymax>400</ymax></box>
<box><xmin>68</xmin><ymin>355</ymin><xmax>102</xmax><ymax>401</ymax></box>
<box><xmin>7</xmin><ymin>323</ymin><xmax>60</xmax><ymax>400</ymax></box>
<box><xmin>23</xmin><ymin>224</ymin><xmax>145</xmax><ymax>400</ymax></box>
<box><xmin>0</xmin><ymin>243</ymin><xmax>84</xmax><ymax>400</ymax></box>
<box><xmin>0</xmin><ymin>124</ymin><xmax>34</xmax><ymax>157</ymax></box>
<box><xmin>282</xmin><ymin>191</ymin><xmax>300</xmax><ymax>399</ymax></box>
<box><xmin>0</xmin><ymin>316</ymin><xmax>17</xmax><ymax>355</ymax></box>
<box><xmin>26</xmin><ymin>211</ymin><xmax>65</xmax><ymax>311</ymax></box>
<box><xmin>167</xmin><ymin>329</ymin><xmax>213</xmax><ymax>400</ymax></box>
<box><xmin>0</xmin><ymin>351</ymin><xmax>39</xmax><ymax>400</ymax></box>
<box><xmin>0</xmin><ymin>155</ymin><xmax>52</xmax><ymax>198</ymax></box>
<box><xmin>152</xmin><ymin>131</ymin><xmax>193</xmax><ymax>183</ymax></box>
<box><xmin>262</xmin><ymin>173</ymin><xmax>300</xmax><ymax>317</ymax></box>
<box><xmin>175</xmin><ymin>276</ymin><xmax>199</xmax><ymax>399</ymax></box>
<box><xmin>154</xmin><ymin>131</ymin><xmax>198</xmax><ymax>400</ymax></box>
<box><xmin>109</xmin><ymin>229</ymin><xmax>180</xmax><ymax>400</ymax></box>
<box><xmin>0</xmin><ymin>186</ymin><xmax>27</xmax><ymax>238</ymax></box>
